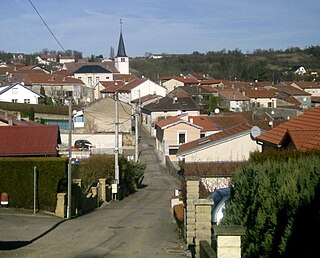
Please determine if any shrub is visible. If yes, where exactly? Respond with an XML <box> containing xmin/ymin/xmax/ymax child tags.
<box><xmin>223</xmin><ymin>151</ymin><xmax>320</xmax><ymax>258</ymax></box>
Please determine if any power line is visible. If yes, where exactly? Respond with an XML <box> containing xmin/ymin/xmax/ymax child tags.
<box><xmin>27</xmin><ymin>0</ymin><xmax>67</xmax><ymax>53</ymax></box>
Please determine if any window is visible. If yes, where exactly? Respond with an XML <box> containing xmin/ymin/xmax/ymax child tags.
<box><xmin>24</xmin><ymin>99</ymin><xmax>30</xmax><ymax>104</ymax></box>
<box><xmin>96</xmin><ymin>77</ymin><xmax>100</xmax><ymax>84</ymax></box>
<box><xmin>88</xmin><ymin>76</ymin><xmax>92</xmax><ymax>86</ymax></box>
<box><xmin>268</xmin><ymin>102</ymin><xmax>272</xmax><ymax>107</ymax></box>
<box><xmin>121</xmin><ymin>57</ymin><xmax>125</xmax><ymax>62</ymax></box>
<box><xmin>200</xmin><ymin>133</ymin><xmax>206</xmax><ymax>138</ymax></box>
<box><xmin>12</xmin><ymin>99</ymin><xmax>18</xmax><ymax>103</ymax></box>
<box><xmin>303</xmin><ymin>97</ymin><xmax>307</xmax><ymax>101</ymax></box>
<box><xmin>178</xmin><ymin>132</ymin><xmax>186</xmax><ymax>145</ymax></box>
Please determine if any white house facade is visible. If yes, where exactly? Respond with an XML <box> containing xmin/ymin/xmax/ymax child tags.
<box><xmin>0</xmin><ymin>82</ymin><xmax>42</xmax><ymax>104</ymax></box>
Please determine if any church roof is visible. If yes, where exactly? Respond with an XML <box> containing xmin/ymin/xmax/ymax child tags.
<box><xmin>116</xmin><ymin>32</ymin><xmax>127</xmax><ymax>58</ymax></box>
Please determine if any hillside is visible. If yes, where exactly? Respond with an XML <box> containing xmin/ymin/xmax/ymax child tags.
<box><xmin>130</xmin><ymin>46</ymin><xmax>320</xmax><ymax>83</ymax></box>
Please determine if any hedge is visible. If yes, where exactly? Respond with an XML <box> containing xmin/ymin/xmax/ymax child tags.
<box><xmin>0</xmin><ymin>157</ymin><xmax>68</xmax><ymax>212</ymax></box>
<box><xmin>223</xmin><ymin>150</ymin><xmax>320</xmax><ymax>258</ymax></box>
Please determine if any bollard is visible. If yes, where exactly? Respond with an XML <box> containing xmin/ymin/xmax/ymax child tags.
<box><xmin>1</xmin><ymin>192</ymin><xmax>9</xmax><ymax>208</ymax></box>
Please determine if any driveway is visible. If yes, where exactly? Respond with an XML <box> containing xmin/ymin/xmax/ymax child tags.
<box><xmin>0</xmin><ymin>129</ymin><xmax>186</xmax><ymax>257</ymax></box>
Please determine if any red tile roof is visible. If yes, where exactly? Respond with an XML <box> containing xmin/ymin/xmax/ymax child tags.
<box><xmin>100</xmin><ymin>80</ymin><xmax>126</xmax><ymax>93</ymax></box>
<box><xmin>0</xmin><ymin>125</ymin><xmax>60</xmax><ymax>156</ymax></box>
<box><xmin>217</xmin><ymin>89</ymin><xmax>250</xmax><ymax>101</ymax></box>
<box><xmin>11</xmin><ymin>72</ymin><xmax>84</xmax><ymax>85</ymax></box>
<box><xmin>113</xmin><ymin>73</ymin><xmax>138</xmax><ymax>82</ymax></box>
<box><xmin>292</xmin><ymin>81</ymin><xmax>320</xmax><ymax>89</ymax></box>
<box><xmin>155</xmin><ymin>116</ymin><xmax>202</xmax><ymax>130</ymax></box>
<box><xmin>274</xmin><ymin>84</ymin><xmax>310</xmax><ymax>96</ymax></box>
<box><xmin>243</xmin><ymin>89</ymin><xmax>276</xmax><ymax>98</ymax></box>
<box><xmin>208</xmin><ymin>114</ymin><xmax>248</xmax><ymax>129</ymax></box>
<box><xmin>256</xmin><ymin>106</ymin><xmax>320</xmax><ymax>146</ymax></box>
<box><xmin>177</xmin><ymin>123</ymin><xmax>252</xmax><ymax>155</ymax></box>
<box><xmin>189</xmin><ymin>116</ymin><xmax>220</xmax><ymax>131</ymax></box>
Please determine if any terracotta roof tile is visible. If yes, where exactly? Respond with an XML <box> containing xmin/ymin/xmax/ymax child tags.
<box><xmin>217</xmin><ymin>89</ymin><xmax>250</xmax><ymax>101</ymax></box>
<box><xmin>189</xmin><ymin>116</ymin><xmax>220</xmax><ymax>131</ymax></box>
<box><xmin>274</xmin><ymin>85</ymin><xmax>311</xmax><ymax>96</ymax></box>
<box><xmin>11</xmin><ymin>72</ymin><xmax>84</xmax><ymax>85</ymax></box>
<box><xmin>292</xmin><ymin>81</ymin><xmax>320</xmax><ymax>89</ymax></box>
<box><xmin>243</xmin><ymin>89</ymin><xmax>276</xmax><ymax>98</ymax></box>
<box><xmin>208</xmin><ymin>114</ymin><xmax>248</xmax><ymax>130</ymax></box>
<box><xmin>100</xmin><ymin>80</ymin><xmax>126</xmax><ymax>93</ymax></box>
<box><xmin>256</xmin><ymin>106</ymin><xmax>320</xmax><ymax>146</ymax></box>
<box><xmin>155</xmin><ymin>116</ymin><xmax>181</xmax><ymax>128</ymax></box>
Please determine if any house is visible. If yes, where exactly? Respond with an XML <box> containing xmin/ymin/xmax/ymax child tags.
<box><xmin>141</xmin><ymin>96</ymin><xmax>200</xmax><ymax>135</ymax></box>
<box><xmin>290</xmin><ymin>65</ymin><xmax>307</xmax><ymax>75</ymax></box>
<box><xmin>16</xmin><ymin>64</ymin><xmax>51</xmax><ymax>74</ymax></box>
<box><xmin>241</xmin><ymin>88</ymin><xmax>277</xmax><ymax>108</ymax></box>
<box><xmin>160</xmin><ymin>76</ymin><xmax>199</xmax><ymax>93</ymax></box>
<box><xmin>0</xmin><ymin>82</ymin><xmax>43</xmax><ymax>104</ymax></box>
<box><xmin>59</xmin><ymin>55</ymin><xmax>76</xmax><ymax>64</ymax></box>
<box><xmin>0</xmin><ymin>109</ymin><xmax>39</xmax><ymax>126</ymax></box>
<box><xmin>291</xmin><ymin>81</ymin><xmax>320</xmax><ymax>97</ymax></box>
<box><xmin>36</xmin><ymin>54</ymin><xmax>58</xmax><ymax>65</ymax></box>
<box><xmin>72</xmin><ymin>65</ymin><xmax>113</xmax><ymax>100</ymax></box>
<box><xmin>0</xmin><ymin>125</ymin><xmax>61</xmax><ymax>157</ymax></box>
<box><xmin>155</xmin><ymin>115</ymin><xmax>203</xmax><ymax>161</ymax></box>
<box><xmin>79</xmin><ymin>96</ymin><xmax>132</xmax><ymax>134</ymax></box>
<box><xmin>273</xmin><ymin>84</ymin><xmax>311</xmax><ymax>109</ymax></box>
<box><xmin>68</xmin><ymin>96</ymin><xmax>133</xmax><ymax>155</ymax></box>
<box><xmin>168</xmin><ymin>85</ymin><xmax>218</xmax><ymax>104</ymax></box>
<box><xmin>11</xmin><ymin>72</ymin><xmax>88</xmax><ymax>105</ymax></box>
<box><xmin>177</xmin><ymin>123</ymin><xmax>262</xmax><ymax>163</ymax></box>
<box><xmin>186</xmin><ymin>73</ymin><xmax>212</xmax><ymax>81</ymax></box>
<box><xmin>217</xmin><ymin>89</ymin><xmax>251</xmax><ymax>112</ymax></box>
<box><xmin>101</xmin><ymin>78</ymin><xmax>166</xmax><ymax>104</ymax></box>
<box><xmin>256</xmin><ymin>106</ymin><xmax>320</xmax><ymax>152</ymax></box>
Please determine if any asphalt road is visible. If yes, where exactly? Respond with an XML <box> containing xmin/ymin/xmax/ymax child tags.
<box><xmin>0</xmin><ymin>129</ymin><xmax>186</xmax><ymax>258</ymax></box>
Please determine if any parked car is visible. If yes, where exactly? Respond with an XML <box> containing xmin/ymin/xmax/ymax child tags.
<box><xmin>208</xmin><ymin>188</ymin><xmax>230</xmax><ymax>224</ymax></box>
<box><xmin>74</xmin><ymin>140</ymin><xmax>92</xmax><ymax>151</ymax></box>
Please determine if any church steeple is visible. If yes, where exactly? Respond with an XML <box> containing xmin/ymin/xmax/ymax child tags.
<box><xmin>115</xmin><ymin>19</ymin><xmax>129</xmax><ymax>74</ymax></box>
<box><xmin>116</xmin><ymin>19</ymin><xmax>127</xmax><ymax>58</ymax></box>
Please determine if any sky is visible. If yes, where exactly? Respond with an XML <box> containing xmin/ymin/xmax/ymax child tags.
<box><xmin>1</xmin><ymin>0</ymin><xmax>319</xmax><ymax>57</ymax></box>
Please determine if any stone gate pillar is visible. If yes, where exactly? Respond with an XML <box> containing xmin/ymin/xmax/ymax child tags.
<box><xmin>195</xmin><ymin>199</ymin><xmax>214</xmax><ymax>254</ymax></box>
<box><xmin>185</xmin><ymin>179</ymin><xmax>199</xmax><ymax>245</ymax></box>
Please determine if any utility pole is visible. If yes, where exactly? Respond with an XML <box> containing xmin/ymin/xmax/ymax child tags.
<box><xmin>67</xmin><ymin>96</ymin><xmax>72</xmax><ymax>219</ymax></box>
<box><xmin>114</xmin><ymin>92</ymin><xmax>120</xmax><ymax>195</ymax></box>
<box><xmin>135</xmin><ymin>90</ymin><xmax>140</xmax><ymax>162</ymax></box>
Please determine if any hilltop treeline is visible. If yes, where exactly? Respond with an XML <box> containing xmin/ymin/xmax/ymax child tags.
<box><xmin>130</xmin><ymin>46</ymin><xmax>320</xmax><ymax>83</ymax></box>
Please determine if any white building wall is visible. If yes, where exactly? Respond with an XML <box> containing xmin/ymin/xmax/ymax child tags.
<box><xmin>115</xmin><ymin>56</ymin><xmax>129</xmax><ymax>74</ymax></box>
<box><xmin>250</xmin><ymin>97</ymin><xmax>277</xmax><ymax>108</ymax></box>
<box><xmin>131</xmin><ymin>80</ymin><xmax>166</xmax><ymax>100</ymax></box>
<box><xmin>0</xmin><ymin>84</ymin><xmax>40</xmax><ymax>104</ymax></box>
<box><xmin>182</xmin><ymin>133</ymin><xmax>261</xmax><ymax>163</ymax></box>
<box><xmin>60</xmin><ymin>133</ymin><xmax>123</xmax><ymax>154</ymax></box>
<box><xmin>74</xmin><ymin>72</ymin><xmax>113</xmax><ymax>100</ymax></box>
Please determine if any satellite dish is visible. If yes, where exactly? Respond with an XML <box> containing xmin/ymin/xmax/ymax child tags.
<box><xmin>250</xmin><ymin>126</ymin><xmax>261</xmax><ymax>139</ymax></box>
<box><xmin>214</xmin><ymin>108</ymin><xmax>220</xmax><ymax>114</ymax></box>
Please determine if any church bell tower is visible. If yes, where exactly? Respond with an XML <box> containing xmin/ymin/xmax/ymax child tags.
<box><xmin>115</xmin><ymin>20</ymin><xmax>129</xmax><ymax>74</ymax></box>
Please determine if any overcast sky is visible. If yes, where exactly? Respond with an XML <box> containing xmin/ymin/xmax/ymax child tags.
<box><xmin>1</xmin><ymin>0</ymin><xmax>319</xmax><ymax>57</ymax></box>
